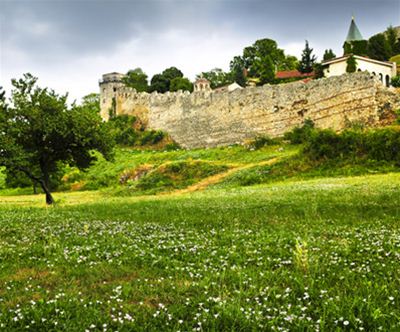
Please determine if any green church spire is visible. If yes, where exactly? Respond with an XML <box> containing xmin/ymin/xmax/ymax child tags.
<box><xmin>346</xmin><ymin>16</ymin><xmax>363</xmax><ymax>42</ymax></box>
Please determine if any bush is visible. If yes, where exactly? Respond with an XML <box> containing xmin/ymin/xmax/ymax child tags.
<box><xmin>391</xmin><ymin>75</ymin><xmax>400</xmax><ymax>87</ymax></box>
<box><xmin>304</xmin><ymin>127</ymin><xmax>400</xmax><ymax>164</ymax></box>
<box><xmin>284</xmin><ymin>119</ymin><xmax>315</xmax><ymax>144</ymax></box>
<box><xmin>247</xmin><ymin>135</ymin><xmax>279</xmax><ymax>150</ymax></box>
<box><xmin>140</xmin><ymin>130</ymin><xmax>165</xmax><ymax>145</ymax></box>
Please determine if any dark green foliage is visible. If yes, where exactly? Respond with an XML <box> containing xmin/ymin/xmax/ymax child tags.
<box><xmin>258</xmin><ymin>55</ymin><xmax>275</xmax><ymax>85</ymax></box>
<box><xmin>170</xmin><ymin>77</ymin><xmax>193</xmax><ymax>92</ymax></box>
<box><xmin>346</xmin><ymin>55</ymin><xmax>357</xmax><ymax>73</ymax></box>
<box><xmin>109</xmin><ymin>97</ymin><xmax>116</xmax><ymax>119</ymax></box>
<box><xmin>304</xmin><ymin>127</ymin><xmax>400</xmax><ymax>163</ymax></box>
<box><xmin>161</xmin><ymin>67</ymin><xmax>183</xmax><ymax>81</ymax></box>
<box><xmin>197</xmin><ymin>68</ymin><xmax>233</xmax><ymax>89</ymax></box>
<box><xmin>0</xmin><ymin>74</ymin><xmax>114</xmax><ymax>204</ymax></box>
<box><xmin>352</xmin><ymin>40</ymin><xmax>368</xmax><ymax>56</ymax></box>
<box><xmin>323</xmin><ymin>49</ymin><xmax>336</xmax><ymax>61</ymax></box>
<box><xmin>386</xmin><ymin>25</ymin><xmax>400</xmax><ymax>56</ymax></box>
<box><xmin>149</xmin><ymin>67</ymin><xmax>187</xmax><ymax>93</ymax></box>
<box><xmin>229</xmin><ymin>56</ymin><xmax>247</xmax><ymax>87</ymax></box>
<box><xmin>279</xmin><ymin>55</ymin><xmax>299</xmax><ymax>71</ymax></box>
<box><xmin>148</xmin><ymin>74</ymin><xmax>169</xmax><ymax>93</ymax></box>
<box><xmin>140</xmin><ymin>130</ymin><xmax>165</xmax><ymax>145</ymax></box>
<box><xmin>283</xmin><ymin>119</ymin><xmax>315</xmax><ymax>144</ymax></box>
<box><xmin>343</xmin><ymin>42</ymin><xmax>353</xmax><ymax>55</ymax></box>
<box><xmin>298</xmin><ymin>40</ymin><xmax>316</xmax><ymax>73</ymax></box>
<box><xmin>108</xmin><ymin>115</ymin><xmax>138</xmax><ymax>146</ymax></box>
<box><xmin>81</xmin><ymin>93</ymin><xmax>100</xmax><ymax>114</ymax></box>
<box><xmin>367</xmin><ymin>33</ymin><xmax>391</xmax><ymax>61</ymax></box>
<box><xmin>391</xmin><ymin>75</ymin><xmax>400</xmax><ymax>87</ymax></box>
<box><xmin>107</xmin><ymin>116</ymin><xmax>169</xmax><ymax>147</ymax></box>
<box><xmin>248</xmin><ymin>135</ymin><xmax>279</xmax><ymax>150</ymax></box>
<box><xmin>344</xmin><ymin>40</ymin><xmax>368</xmax><ymax>56</ymax></box>
<box><xmin>122</xmin><ymin>68</ymin><xmax>149</xmax><ymax>92</ymax></box>
<box><xmin>313</xmin><ymin>63</ymin><xmax>325</xmax><ymax>79</ymax></box>
<box><xmin>229</xmin><ymin>38</ymin><xmax>298</xmax><ymax>85</ymax></box>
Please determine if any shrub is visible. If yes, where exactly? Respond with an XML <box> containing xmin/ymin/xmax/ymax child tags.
<box><xmin>140</xmin><ymin>130</ymin><xmax>165</xmax><ymax>145</ymax></box>
<box><xmin>304</xmin><ymin>127</ymin><xmax>400</xmax><ymax>164</ymax></box>
<box><xmin>391</xmin><ymin>75</ymin><xmax>400</xmax><ymax>87</ymax></box>
<box><xmin>284</xmin><ymin>119</ymin><xmax>315</xmax><ymax>144</ymax></box>
<box><xmin>247</xmin><ymin>135</ymin><xmax>279</xmax><ymax>150</ymax></box>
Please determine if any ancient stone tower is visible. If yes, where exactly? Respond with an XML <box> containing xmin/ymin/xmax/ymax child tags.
<box><xmin>99</xmin><ymin>72</ymin><xmax>125</xmax><ymax>120</ymax></box>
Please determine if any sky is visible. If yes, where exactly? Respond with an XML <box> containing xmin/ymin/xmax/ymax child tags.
<box><xmin>1</xmin><ymin>0</ymin><xmax>399</xmax><ymax>102</ymax></box>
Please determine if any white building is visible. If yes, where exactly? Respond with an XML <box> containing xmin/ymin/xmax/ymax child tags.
<box><xmin>322</xmin><ymin>17</ymin><xmax>397</xmax><ymax>86</ymax></box>
<box><xmin>323</xmin><ymin>55</ymin><xmax>397</xmax><ymax>87</ymax></box>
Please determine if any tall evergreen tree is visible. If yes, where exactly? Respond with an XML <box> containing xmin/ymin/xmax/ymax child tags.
<box><xmin>298</xmin><ymin>40</ymin><xmax>317</xmax><ymax>73</ymax></box>
<box><xmin>386</xmin><ymin>25</ymin><xmax>399</xmax><ymax>57</ymax></box>
<box><xmin>323</xmin><ymin>49</ymin><xmax>336</xmax><ymax>61</ymax></box>
<box><xmin>367</xmin><ymin>33</ymin><xmax>391</xmax><ymax>61</ymax></box>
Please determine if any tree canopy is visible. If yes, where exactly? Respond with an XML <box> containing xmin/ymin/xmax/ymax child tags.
<box><xmin>229</xmin><ymin>38</ymin><xmax>298</xmax><ymax>86</ymax></box>
<box><xmin>0</xmin><ymin>74</ymin><xmax>114</xmax><ymax>204</ymax></box>
<box><xmin>298</xmin><ymin>40</ymin><xmax>317</xmax><ymax>73</ymax></box>
<box><xmin>122</xmin><ymin>68</ymin><xmax>149</xmax><ymax>92</ymax></box>
<box><xmin>323</xmin><ymin>49</ymin><xmax>336</xmax><ymax>61</ymax></box>
<box><xmin>170</xmin><ymin>77</ymin><xmax>193</xmax><ymax>92</ymax></box>
<box><xmin>197</xmin><ymin>68</ymin><xmax>233</xmax><ymax>89</ymax></box>
<box><xmin>149</xmin><ymin>67</ymin><xmax>188</xmax><ymax>93</ymax></box>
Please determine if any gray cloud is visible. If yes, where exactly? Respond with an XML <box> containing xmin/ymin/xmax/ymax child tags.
<box><xmin>1</xmin><ymin>0</ymin><xmax>399</xmax><ymax>101</ymax></box>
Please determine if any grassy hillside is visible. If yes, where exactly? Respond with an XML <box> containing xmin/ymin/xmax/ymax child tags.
<box><xmin>0</xmin><ymin>173</ymin><xmax>400</xmax><ymax>330</ymax></box>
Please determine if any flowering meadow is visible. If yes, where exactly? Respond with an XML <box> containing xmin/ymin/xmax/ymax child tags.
<box><xmin>0</xmin><ymin>173</ymin><xmax>400</xmax><ymax>331</ymax></box>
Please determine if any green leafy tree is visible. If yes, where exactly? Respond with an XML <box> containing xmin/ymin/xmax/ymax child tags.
<box><xmin>122</xmin><ymin>68</ymin><xmax>149</xmax><ymax>92</ymax></box>
<box><xmin>258</xmin><ymin>55</ymin><xmax>275</xmax><ymax>84</ymax></box>
<box><xmin>229</xmin><ymin>56</ymin><xmax>247</xmax><ymax>87</ymax></box>
<box><xmin>323</xmin><ymin>49</ymin><xmax>336</xmax><ymax>61</ymax></box>
<box><xmin>298</xmin><ymin>40</ymin><xmax>317</xmax><ymax>73</ymax></box>
<box><xmin>170</xmin><ymin>77</ymin><xmax>193</xmax><ymax>92</ymax></box>
<box><xmin>313</xmin><ymin>63</ymin><xmax>325</xmax><ymax>79</ymax></box>
<box><xmin>148</xmin><ymin>74</ymin><xmax>169</xmax><ymax>93</ymax></box>
<box><xmin>81</xmin><ymin>93</ymin><xmax>100</xmax><ymax>114</ymax></box>
<box><xmin>149</xmin><ymin>67</ymin><xmax>185</xmax><ymax>92</ymax></box>
<box><xmin>367</xmin><ymin>33</ymin><xmax>391</xmax><ymax>61</ymax></box>
<box><xmin>346</xmin><ymin>55</ymin><xmax>357</xmax><ymax>73</ymax></box>
<box><xmin>280</xmin><ymin>55</ymin><xmax>299</xmax><ymax>71</ymax></box>
<box><xmin>0</xmin><ymin>74</ymin><xmax>114</xmax><ymax>204</ymax></box>
<box><xmin>351</xmin><ymin>40</ymin><xmax>368</xmax><ymax>56</ymax></box>
<box><xmin>197</xmin><ymin>68</ymin><xmax>233</xmax><ymax>89</ymax></box>
<box><xmin>386</xmin><ymin>25</ymin><xmax>400</xmax><ymax>56</ymax></box>
<box><xmin>162</xmin><ymin>67</ymin><xmax>183</xmax><ymax>82</ymax></box>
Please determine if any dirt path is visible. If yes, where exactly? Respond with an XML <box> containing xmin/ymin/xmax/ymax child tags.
<box><xmin>169</xmin><ymin>157</ymin><xmax>281</xmax><ymax>195</ymax></box>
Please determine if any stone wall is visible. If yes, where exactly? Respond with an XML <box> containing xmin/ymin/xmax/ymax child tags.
<box><xmin>100</xmin><ymin>72</ymin><xmax>400</xmax><ymax>148</ymax></box>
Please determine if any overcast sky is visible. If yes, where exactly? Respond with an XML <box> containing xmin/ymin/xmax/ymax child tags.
<box><xmin>1</xmin><ymin>0</ymin><xmax>399</xmax><ymax>102</ymax></box>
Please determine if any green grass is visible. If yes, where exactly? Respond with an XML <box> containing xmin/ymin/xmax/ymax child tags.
<box><xmin>215</xmin><ymin>154</ymin><xmax>400</xmax><ymax>189</ymax></box>
<box><xmin>58</xmin><ymin>144</ymin><xmax>296</xmax><ymax>192</ymax></box>
<box><xmin>0</xmin><ymin>173</ymin><xmax>400</xmax><ymax>330</ymax></box>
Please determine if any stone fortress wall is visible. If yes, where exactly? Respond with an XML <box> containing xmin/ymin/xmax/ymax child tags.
<box><xmin>99</xmin><ymin>72</ymin><xmax>400</xmax><ymax>149</ymax></box>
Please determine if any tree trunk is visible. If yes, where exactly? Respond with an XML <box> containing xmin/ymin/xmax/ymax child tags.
<box><xmin>17</xmin><ymin>167</ymin><xmax>54</xmax><ymax>205</ymax></box>
<box><xmin>41</xmin><ymin>171</ymin><xmax>54</xmax><ymax>205</ymax></box>
<box><xmin>39</xmin><ymin>180</ymin><xmax>54</xmax><ymax>205</ymax></box>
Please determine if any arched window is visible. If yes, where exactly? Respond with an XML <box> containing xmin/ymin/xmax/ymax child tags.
<box><xmin>372</xmin><ymin>72</ymin><xmax>376</xmax><ymax>76</ymax></box>
<box><xmin>357</xmin><ymin>69</ymin><xmax>362</xmax><ymax>72</ymax></box>
<box><xmin>379</xmin><ymin>73</ymin><xmax>383</xmax><ymax>82</ymax></box>
<box><xmin>385</xmin><ymin>75</ymin><xmax>390</xmax><ymax>87</ymax></box>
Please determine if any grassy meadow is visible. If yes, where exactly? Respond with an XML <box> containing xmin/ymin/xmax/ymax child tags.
<box><xmin>1</xmin><ymin>143</ymin><xmax>400</xmax><ymax>331</ymax></box>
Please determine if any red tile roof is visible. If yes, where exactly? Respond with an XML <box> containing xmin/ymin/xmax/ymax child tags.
<box><xmin>275</xmin><ymin>70</ymin><xmax>314</xmax><ymax>79</ymax></box>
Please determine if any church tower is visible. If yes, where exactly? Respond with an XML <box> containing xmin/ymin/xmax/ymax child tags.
<box><xmin>346</xmin><ymin>16</ymin><xmax>363</xmax><ymax>42</ymax></box>
<box><xmin>343</xmin><ymin>16</ymin><xmax>367</xmax><ymax>55</ymax></box>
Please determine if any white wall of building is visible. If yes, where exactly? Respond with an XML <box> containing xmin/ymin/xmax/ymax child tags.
<box><xmin>324</xmin><ymin>56</ymin><xmax>397</xmax><ymax>87</ymax></box>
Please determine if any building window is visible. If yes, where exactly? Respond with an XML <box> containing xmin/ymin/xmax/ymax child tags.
<box><xmin>113</xmin><ymin>87</ymin><xmax>117</xmax><ymax>92</ymax></box>
<box><xmin>385</xmin><ymin>75</ymin><xmax>390</xmax><ymax>87</ymax></box>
